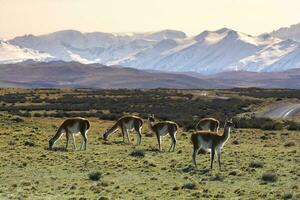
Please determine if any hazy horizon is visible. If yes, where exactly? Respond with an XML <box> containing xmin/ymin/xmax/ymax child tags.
<box><xmin>1</xmin><ymin>0</ymin><xmax>300</xmax><ymax>39</ymax></box>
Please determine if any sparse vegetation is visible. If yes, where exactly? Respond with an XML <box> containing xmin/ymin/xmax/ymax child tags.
<box><xmin>24</xmin><ymin>141</ymin><xmax>35</xmax><ymax>147</ymax></box>
<box><xmin>262</xmin><ymin>171</ymin><xmax>278</xmax><ymax>183</ymax></box>
<box><xmin>233</xmin><ymin>88</ymin><xmax>300</xmax><ymax>99</ymax></box>
<box><xmin>284</xmin><ymin>142</ymin><xmax>295</xmax><ymax>147</ymax></box>
<box><xmin>283</xmin><ymin>193</ymin><xmax>293</xmax><ymax>200</ymax></box>
<box><xmin>210</xmin><ymin>174</ymin><xmax>224</xmax><ymax>181</ymax></box>
<box><xmin>0</xmin><ymin>88</ymin><xmax>259</xmax><ymax>130</ymax></box>
<box><xmin>0</xmin><ymin>88</ymin><xmax>299</xmax><ymax>199</ymax></box>
<box><xmin>88</xmin><ymin>171</ymin><xmax>102</xmax><ymax>181</ymax></box>
<box><xmin>285</xmin><ymin>121</ymin><xmax>300</xmax><ymax>131</ymax></box>
<box><xmin>249</xmin><ymin>161</ymin><xmax>264</xmax><ymax>168</ymax></box>
<box><xmin>129</xmin><ymin>149</ymin><xmax>145</xmax><ymax>158</ymax></box>
<box><xmin>11</xmin><ymin>115</ymin><xmax>24</xmax><ymax>123</ymax></box>
<box><xmin>234</xmin><ymin>117</ymin><xmax>284</xmax><ymax>130</ymax></box>
<box><xmin>182</xmin><ymin>182</ymin><xmax>197</xmax><ymax>190</ymax></box>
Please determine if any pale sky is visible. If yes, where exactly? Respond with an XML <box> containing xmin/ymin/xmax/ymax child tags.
<box><xmin>0</xmin><ymin>0</ymin><xmax>299</xmax><ymax>39</ymax></box>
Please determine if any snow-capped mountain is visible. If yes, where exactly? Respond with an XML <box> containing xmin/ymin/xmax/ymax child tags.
<box><xmin>0</xmin><ymin>40</ymin><xmax>53</xmax><ymax>64</ymax></box>
<box><xmin>5</xmin><ymin>26</ymin><xmax>300</xmax><ymax>74</ymax></box>
<box><xmin>120</xmin><ymin>28</ymin><xmax>300</xmax><ymax>74</ymax></box>
<box><xmin>270</xmin><ymin>22</ymin><xmax>300</xmax><ymax>42</ymax></box>
<box><xmin>230</xmin><ymin>37</ymin><xmax>300</xmax><ymax>72</ymax></box>
<box><xmin>124</xmin><ymin>28</ymin><xmax>275</xmax><ymax>73</ymax></box>
<box><xmin>9</xmin><ymin>29</ymin><xmax>186</xmax><ymax>64</ymax></box>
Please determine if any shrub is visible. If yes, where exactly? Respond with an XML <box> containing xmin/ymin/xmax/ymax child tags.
<box><xmin>249</xmin><ymin>161</ymin><xmax>263</xmax><ymax>168</ymax></box>
<box><xmin>11</xmin><ymin>115</ymin><xmax>24</xmax><ymax>123</ymax></box>
<box><xmin>98</xmin><ymin>197</ymin><xmax>109</xmax><ymax>200</ymax></box>
<box><xmin>232</xmin><ymin>140</ymin><xmax>239</xmax><ymax>145</ymax></box>
<box><xmin>285</xmin><ymin>121</ymin><xmax>300</xmax><ymax>131</ymax></box>
<box><xmin>261</xmin><ymin>121</ymin><xmax>283</xmax><ymax>130</ymax></box>
<box><xmin>261</xmin><ymin>171</ymin><xmax>278</xmax><ymax>182</ymax></box>
<box><xmin>88</xmin><ymin>172</ymin><xmax>102</xmax><ymax>181</ymax></box>
<box><xmin>1</xmin><ymin>89</ymin><xmax>258</xmax><ymax>130</ymax></box>
<box><xmin>129</xmin><ymin>150</ymin><xmax>145</xmax><ymax>158</ymax></box>
<box><xmin>234</xmin><ymin>117</ymin><xmax>283</xmax><ymax>130</ymax></box>
<box><xmin>33</xmin><ymin>113</ymin><xmax>42</xmax><ymax>117</ymax></box>
<box><xmin>210</xmin><ymin>174</ymin><xmax>224</xmax><ymax>181</ymax></box>
<box><xmin>24</xmin><ymin>141</ymin><xmax>35</xmax><ymax>147</ymax></box>
<box><xmin>229</xmin><ymin>171</ymin><xmax>238</xmax><ymax>176</ymax></box>
<box><xmin>182</xmin><ymin>182</ymin><xmax>197</xmax><ymax>190</ymax></box>
<box><xmin>284</xmin><ymin>142</ymin><xmax>295</xmax><ymax>147</ymax></box>
<box><xmin>283</xmin><ymin>193</ymin><xmax>293</xmax><ymax>200</ymax></box>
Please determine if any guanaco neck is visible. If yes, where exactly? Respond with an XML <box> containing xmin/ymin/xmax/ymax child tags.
<box><xmin>221</xmin><ymin>124</ymin><xmax>231</xmax><ymax>141</ymax></box>
<box><xmin>104</xmin><ymin>121</ymin><xmax>119</xmax><ymax>139</ymax></box>
<box><xmin>51</xmin><ymin>126</ymin><xmax>64</xmax><ymax>142</ymax></box>
<box><xmin>147</xmin><ymin>119</ymin><xmax>154</xmax><ymax>132</ymax></box>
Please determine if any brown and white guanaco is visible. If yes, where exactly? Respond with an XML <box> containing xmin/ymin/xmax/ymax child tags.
<box><xmin>148</xmin><ymin>114</ymin><xmax>178</xmax><ymax>151</ymax></box>
<box><xmin>103</xmin><ymin>115</ymin><xmax>143</xmax><ymax>145</ymax></box>
<box><xmin>191</xmin><ymin>119</ymin><xmax>234</xmax><ymax>169</ymax></box>
<box><xmin>49</xmin><ymin>117</ymin><xmax>90</xmax><ymax>151</ymax></box>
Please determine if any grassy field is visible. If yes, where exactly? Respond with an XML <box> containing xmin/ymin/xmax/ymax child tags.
<box><xmin>0</xmin><ymin>89</ymin><xmax>299</xmax><ymax>199</ymax></box>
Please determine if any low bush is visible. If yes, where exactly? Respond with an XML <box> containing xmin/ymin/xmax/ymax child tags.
<box><xmin>88</xmin><ymin>171</ymin><xmax>102</xmax><ymax>181</ymax></box>
<box><xmin>285</xmin><ymin>121</ymin><xmax>300</xmax><ymax>131</ymax></box>
<box><xmin>129</xmin><ymin>150</ymin><xmax>145</xmax><ymax>158</ymax></box>
<box><xmin>182</xmin><ymin>182</ymin><xmax>197</xmax><ymax>190</ymax></box>
<box><xmin>282</xmin><ymin>193</ymin><xmax>293</xmax><ymax>200</ymax></box>
<box><xmin>249</xmin><ymin>161</ymin><xmax>263</xmax><ymax>168</ymax></box>
<box><xmin>261</xmin><ymin>171</ymin><xmax>278</xmax><ymax>182</ymax></box>
<box><xmin>234</xmin><ymin>117</ymin><xmax>283</xmax><ymax>130</ymax></box>
<box><xmin>24</xmin><ymin>141</ymin><xmax>35</xmax><ymax>147</ymax></box>
<box><xmin>284</xmin><ymin>142</ymin><xmax>295</xmax><ymax>147</ymax></box>
<box><xmin>33</xmin><ymin>113</ymin><xmax>42</xmax><ymax>117</ymax></box>
<box><xmin>11</xmin><ymin>115</ymin><xmax>24</xmax><ymax>123</ymax></box>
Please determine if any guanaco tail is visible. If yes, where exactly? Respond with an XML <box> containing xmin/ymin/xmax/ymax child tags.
<box><xmin>103</xmin><ymin>115</ymin><xmax>143</xmax><ymax>145</ymax></box>
<box><xmin>191</xmin><ymin>119</ymin><xmax>234</xmax><ymax>169</ymax></box>
<box><xmin>148</xmin><ymin>114</ymin><xmax>178</xmax><ymax>151</ymax></box>
<box><xmin>49</xmin><ymin>117</ymin><xmax>90</xmax><ymax>151</ymax></box>
<box><xmin>196</xmin><ymin>117</ymin><xmax>220</xmax><ymax>132</ymax></box>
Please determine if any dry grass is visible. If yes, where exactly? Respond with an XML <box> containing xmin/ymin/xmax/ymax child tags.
<box><xmin>0</xmin><ymin>113</ymin><xmax>299</xmax><ymax>199</ymax></box>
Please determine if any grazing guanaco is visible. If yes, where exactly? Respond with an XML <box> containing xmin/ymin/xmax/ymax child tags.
<box><xmin>49</xmin><ymin>117</ymin><xmax>90</xmax><ymax>151</ymax></box>
<box><xmin>103</xmin><ymin>115</ymin><xmax>143</xmax><ymax>145</ymax></box>
<box><xmin>191</xmin><ymin>119</ymin><xmax>234</xmax><ymax>169</ymax></box>
<box><xmin>148</xmin><ymin>114</ymin><xmax>178</xmax><ymax>151</ymax></box>
<box><xmin>196</xmin><ymin>118</ymin><xmax>220</xmax><ymax>132</ymax></box>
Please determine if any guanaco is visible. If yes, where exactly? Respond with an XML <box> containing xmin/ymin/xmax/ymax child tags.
<box><xmin>191</xmin><ymin>119</ymin><xmax>234</xmax><ymax>169</ymax></box>
<box><xmin>148</xmin><ymin>114</ymin><xmax>178</xmax><ymax>151</ymax></box>
<box><xmin>103</xmin><ymin>115</ymin><xmax>143</xmax><ymax>145</ymax></box>
<box><xmin>49</xmin><ymin>117</ymin><xmax>90</xmax><ymax>151</ymax></box>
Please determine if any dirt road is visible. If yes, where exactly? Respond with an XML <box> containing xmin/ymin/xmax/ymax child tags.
<box><xmin>256</xmin><ymin>103</ymin><xmax>300</xmax><ymax>119</ymax></box>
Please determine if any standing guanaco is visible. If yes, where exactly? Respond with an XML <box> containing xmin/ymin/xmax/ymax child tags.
<box><xmin>49</xmin><ymin>117</ymin><xmax>90</xmax><ymax>151</ymax></box>
<box><xmin>191</xmin><ymin>119</ymin><xmax>234</xmax><ymax>169</ymax></box>
<box><xmin>103</xmin><ymin>115</ymin><xmax>143</xmax><ymax>145</ymax></box>
<box><xmin>148</xmin><ymin>114</ymin><xmax>178</xmax><ymax>151</ymax></box>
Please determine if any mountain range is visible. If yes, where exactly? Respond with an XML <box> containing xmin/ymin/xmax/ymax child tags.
<box><xmin>1</xmin><ymin>22</ymin><xmax>300</xmax><ymax>74</ymax></box>
<box><xmin>0</xmin><ymin>61</ymin><xmax>223</xmax><ymax>89</ymax></box>
<box><xmin>0</xmin><ymin>40</ymin><xmax>52</xmax><ymax>64</ymax></box>
<box><xmin>271</xmin><ymin>22</ymin><xmax>300</xmax><ymax>42</ymax></box>
<box><xmin>1</xmin><ymin>61</ymin><xmax>300</xmax><ymax>89</ymax></box>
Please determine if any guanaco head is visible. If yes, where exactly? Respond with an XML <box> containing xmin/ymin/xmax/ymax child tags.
<box><xmin>103</xmin><ymin>129</ymin><xmax>109</xmax><ymax>141</ymax></box>
<box><xmin>148</xmin><ymin>114</ymin><xmax>155</xmax><ymax>122</ymax></box>
<box><xmin>225</xmin><ymin>118</ymin><xmax>234</xmax><ymax>128</ymax></box>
